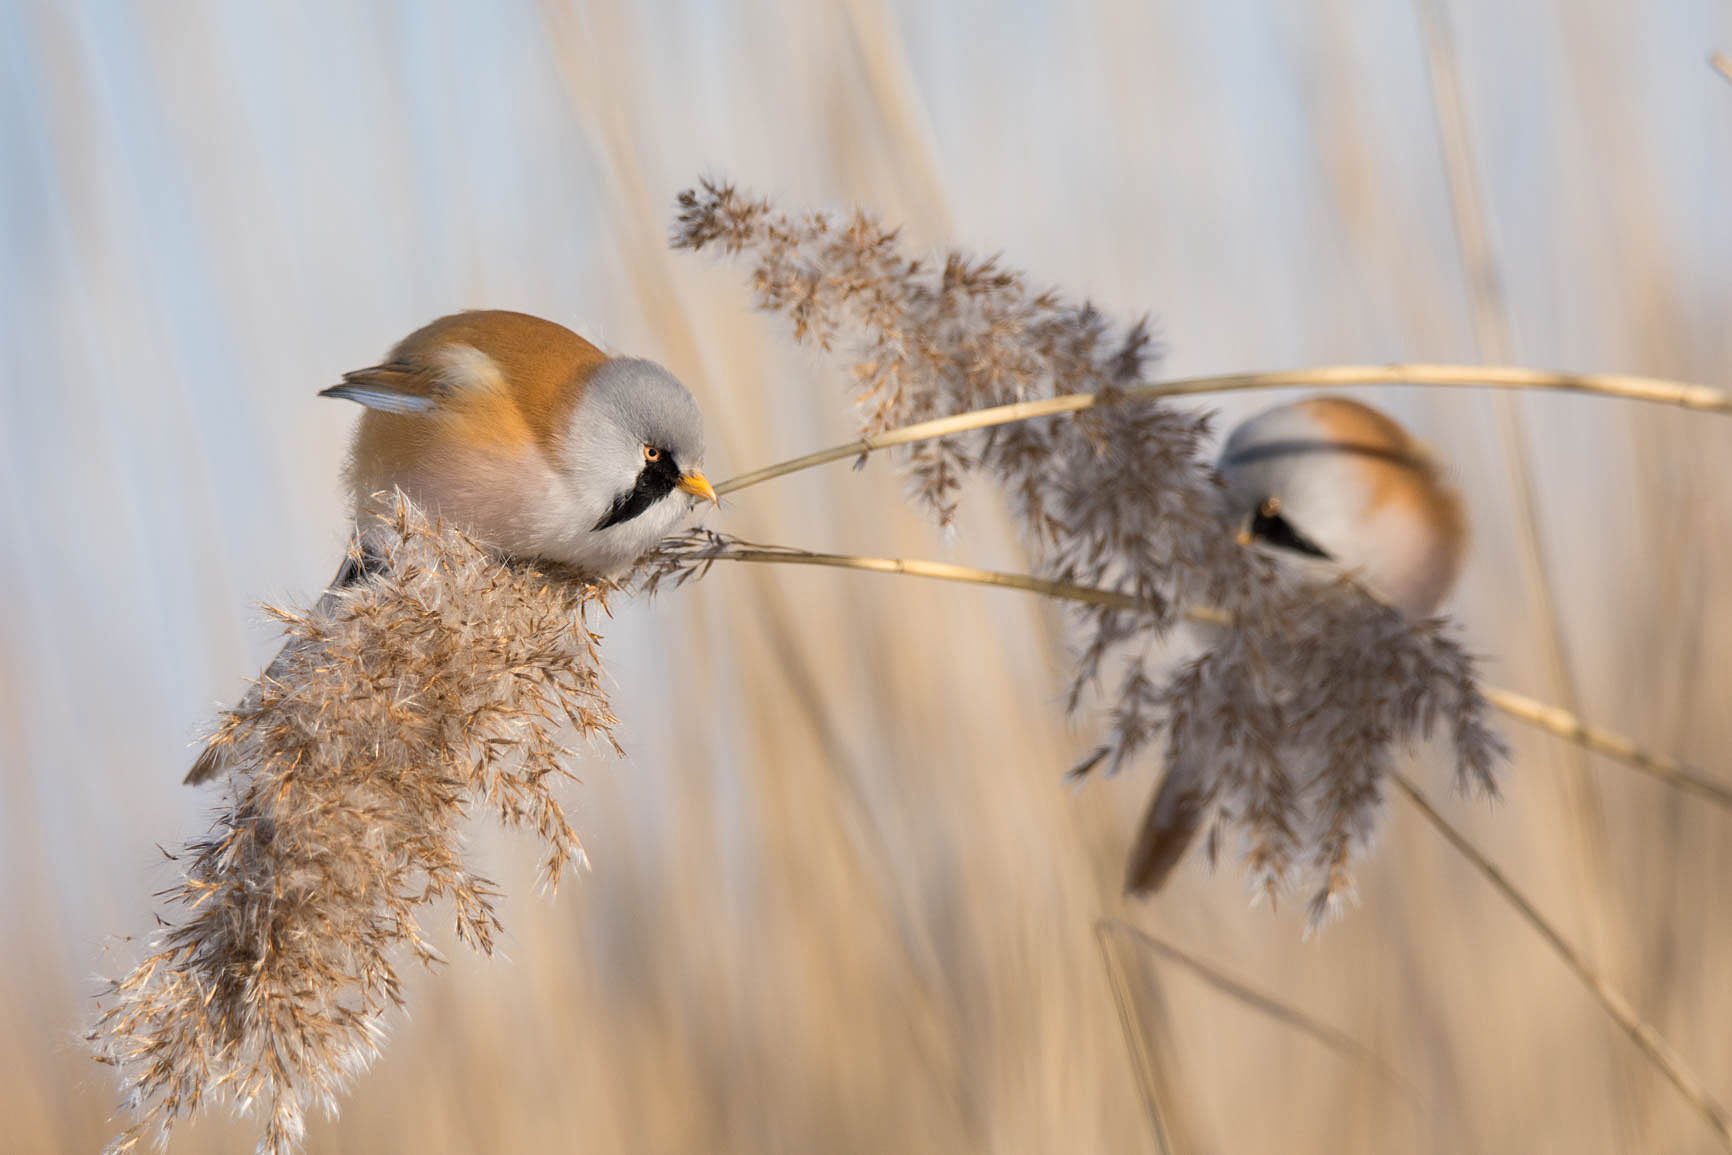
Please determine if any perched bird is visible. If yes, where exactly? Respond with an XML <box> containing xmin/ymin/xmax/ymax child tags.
<box><xmin>186</xmin><ymin>310</ymin><xmax>715</xmax><ymax>784</ymax></box>
<box><xmin>1123</xmin><ymin>395</ymin><xmax>1467</xmax><ymax>895</ymax></box>
<box><xmin>1212</xmin><ymin>396</ymin><xmax>1467</xmax><ymax>618</ymax></box>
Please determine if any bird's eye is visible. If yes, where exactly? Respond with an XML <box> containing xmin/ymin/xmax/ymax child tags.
<box><xmin>1249</xmin><ymin>498</ymin><xmax>1332</xmax><ymax>560</ymax></box>
<box><xmin>643</xmin><ymin>445</ymin><xmax>662</xmax><ymax>463</ymax></box>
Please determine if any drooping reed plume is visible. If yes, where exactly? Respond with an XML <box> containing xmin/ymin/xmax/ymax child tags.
<box><xmin>667</xmin><ymin>179</ymin><xmax>1506</xmax><ymax>922</ymax></box>
<box><xmin>90</xmin><ymin>497</ymin><xmax>619</xmax><ymax>1154</ymax></box>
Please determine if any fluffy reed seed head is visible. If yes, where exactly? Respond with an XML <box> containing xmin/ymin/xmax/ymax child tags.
<box><xmin>90</xmin><ymin>496</ymin><xmax>619</xmax><ymax>1154</ymax></box>
<box><xmin>672</xmin><ymin>179</ymin><xmax>1507</xmax><ymax>925</ymax></box>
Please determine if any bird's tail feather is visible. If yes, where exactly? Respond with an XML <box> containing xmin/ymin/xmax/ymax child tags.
<box><xmin>1124</xmin><ymin>753</ymin><xmax>1211</xmax><ymax>896</ymax></box>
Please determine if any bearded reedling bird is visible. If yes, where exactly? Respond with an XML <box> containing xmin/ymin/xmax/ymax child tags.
<box><xmin>185</xmin><ymin>310</ymin><xmax>716</xmax><ymax>785</ymax></box>
<box><xmin>1123</xmin><ymin>395</ymin><xmax>1468</xmax><ymax>895</ymax></box>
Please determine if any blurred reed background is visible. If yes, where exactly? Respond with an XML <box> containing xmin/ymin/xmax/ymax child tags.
<box><xmin>4</xmin><ymin>1</ymin><xmax>1732</xmax><ymax>1151</ymax></box>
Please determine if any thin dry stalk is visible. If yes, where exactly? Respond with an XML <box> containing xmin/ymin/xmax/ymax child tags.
<box><xmin>1391</xmin><ymin>771</ymin><xmax>1732</xmax><ymax>1150</ymax></box>
<box><xmin>1713</xmin><ymin>52</ymin><xmax>1732</xmax><ymax>84</ymax></box>
<box><xmin>1416</xmin><ymin>0</ymin><xmax>1517</xmax><ymax>364</ymax></box>
<box><xmin>1477</xmin><ymin>686</ymin><xmax>1732</xmax><ymax>808</ymax></box>
<box><xmin>1416</xmin><ymin>0</ymin><xmax>1631</xmax><ymax>958</ymax></box>
<box><xmin>669</xmin><ymin>541</ymin><xmax>1142</xmax><ymax>609</ymax></box>
<box><xmin>655</xmin><ymin>538</ymin><xmax>1732</xmax><ymax>810</ymax></box>
<box><xmin>1097</xmin><ymin>919</ymin><xmax>1414</xmax><ymax>1098</ymax></box>
<box><xmin>90</xmin><ymin>498</ymin><xmax>620</xmax><ymax>1155</ymax></box>
<box><xmin>836</xmin><ymin>0</ymin><xmax>955</xmax><ymax>236</ymax></box>
<box><xmin>712</xmin><ymin>364</ymin><xmax>1732</xmax><ymax>498</ymax></box>
<box><xmin>1094</xmin><ymin>924</ymin><xmax>1181</xmax><ymax>1155</ymax></box>
<box><xmin>1417</xmin><ymin>0</ymin><xmax>1581</xmax><ymax>709</ymax></box>
<box><xmin>1414</xmin><ymin>1</ymin><xmax>1640</xmax><ymax>1130</ymax></box>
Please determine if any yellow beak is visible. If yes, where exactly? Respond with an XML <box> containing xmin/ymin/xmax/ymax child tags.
<box><xmin>676</xmin><ymin>470</ymin><xmax>719</xmax><ymax>506</ymax></box>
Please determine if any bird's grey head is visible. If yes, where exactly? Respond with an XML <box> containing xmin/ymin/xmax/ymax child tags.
<box><xmin>553</xmin><ymin>357</ymin><xmax>713</xmax><ymax>576</ymax></box>
<box><xmin>1215</xmin><ymin>403</ymin><xmax>1341</xmax><ymax>570</ymax></box>
<box><xmin>1214</xmin><ymin>397</ymin><xmax>1466</xmax><ymax>618</ymax></box>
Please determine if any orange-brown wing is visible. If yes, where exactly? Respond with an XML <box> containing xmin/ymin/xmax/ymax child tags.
<box><xmin>424</xmin><ymin>311</ymin><xmax>608</xmax><ymax>453</ymax></box>
<box><xmin>320</xmin><ymin>311</ymin><xmax>609</xmax><ymax>453</ymax></box>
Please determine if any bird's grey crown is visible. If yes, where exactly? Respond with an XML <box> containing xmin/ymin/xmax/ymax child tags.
<box><xmin>581</xmin><ymin>357</ymin><xmax>706</xmax><ymax>463</ymax></box>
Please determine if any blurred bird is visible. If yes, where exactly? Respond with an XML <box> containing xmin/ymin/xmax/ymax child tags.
<box><xmin>186</xmin><ymin>310</ymin><xmax>715</xmax><ymax>784</ymax></box>
<box><xmin>1123</xmin><ymin>395</ymin><xmax>1467</xmax><ymax>895</ymax></box>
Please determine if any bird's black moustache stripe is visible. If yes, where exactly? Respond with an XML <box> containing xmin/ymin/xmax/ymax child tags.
<box><xmin>594</xmin><ymin>453</ymin><xmax>682</xmax><ymax>531</ymax></box>
<box><xmin>1250</xmin><ymin>505</ymin><xmax>1332</xmax><ymax>560</ymax></box>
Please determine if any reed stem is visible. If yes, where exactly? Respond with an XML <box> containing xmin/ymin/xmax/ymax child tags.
<box><xmin>689</xmin><ymin>543</ymin><xmax>1732</xmax><ymax>810</ymax></box>
<box><xmin>713</xmin><ymin>364</ymin><xmax>1732</xmax><ymax>498</ymax></box>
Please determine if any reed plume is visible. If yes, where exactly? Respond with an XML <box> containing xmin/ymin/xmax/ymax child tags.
<box><xmin>671</xmin><ymin>179</ymin><xmax>1507</xmax><ymax>921</ymax></box>
<box><xmin>90</xmin><ymin>497</ymin><xmax>619</xmax><ymax>1154</ymax></box>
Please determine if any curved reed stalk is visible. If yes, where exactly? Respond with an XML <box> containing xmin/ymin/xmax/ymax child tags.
<box><xmin>1094</xmin><ymin>924</ymin><xmax>1182</xmax><ymax>1155</ymax></box>
<box><xmin>712</xmin><ymin>364</ymin><xmax>1732</xmax><ymax>497</ymax></box>
<box><xmin>684</xmin><ymin>542</ymin><xmax>1732</xmax><ymax>810</ymax></box>
<box><xmin>1392</xmin><ymin>772</ymin><xmax>1732</xmax><ymax>1149</ymax></box>
<box><xmin>1476</xmin><ymin>685</ymin><xmax>1732</xmax><ymax>807</ymax></box>
<box><xmin>1413</xmin><ymin>11</ymin><xmax>1636</xmax><ymax>1135</ymax></box>
<box><xmin>1097</xmin><ymin>919</ymin><xmax>1415</xmax><ymax>1096</ymax></box>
